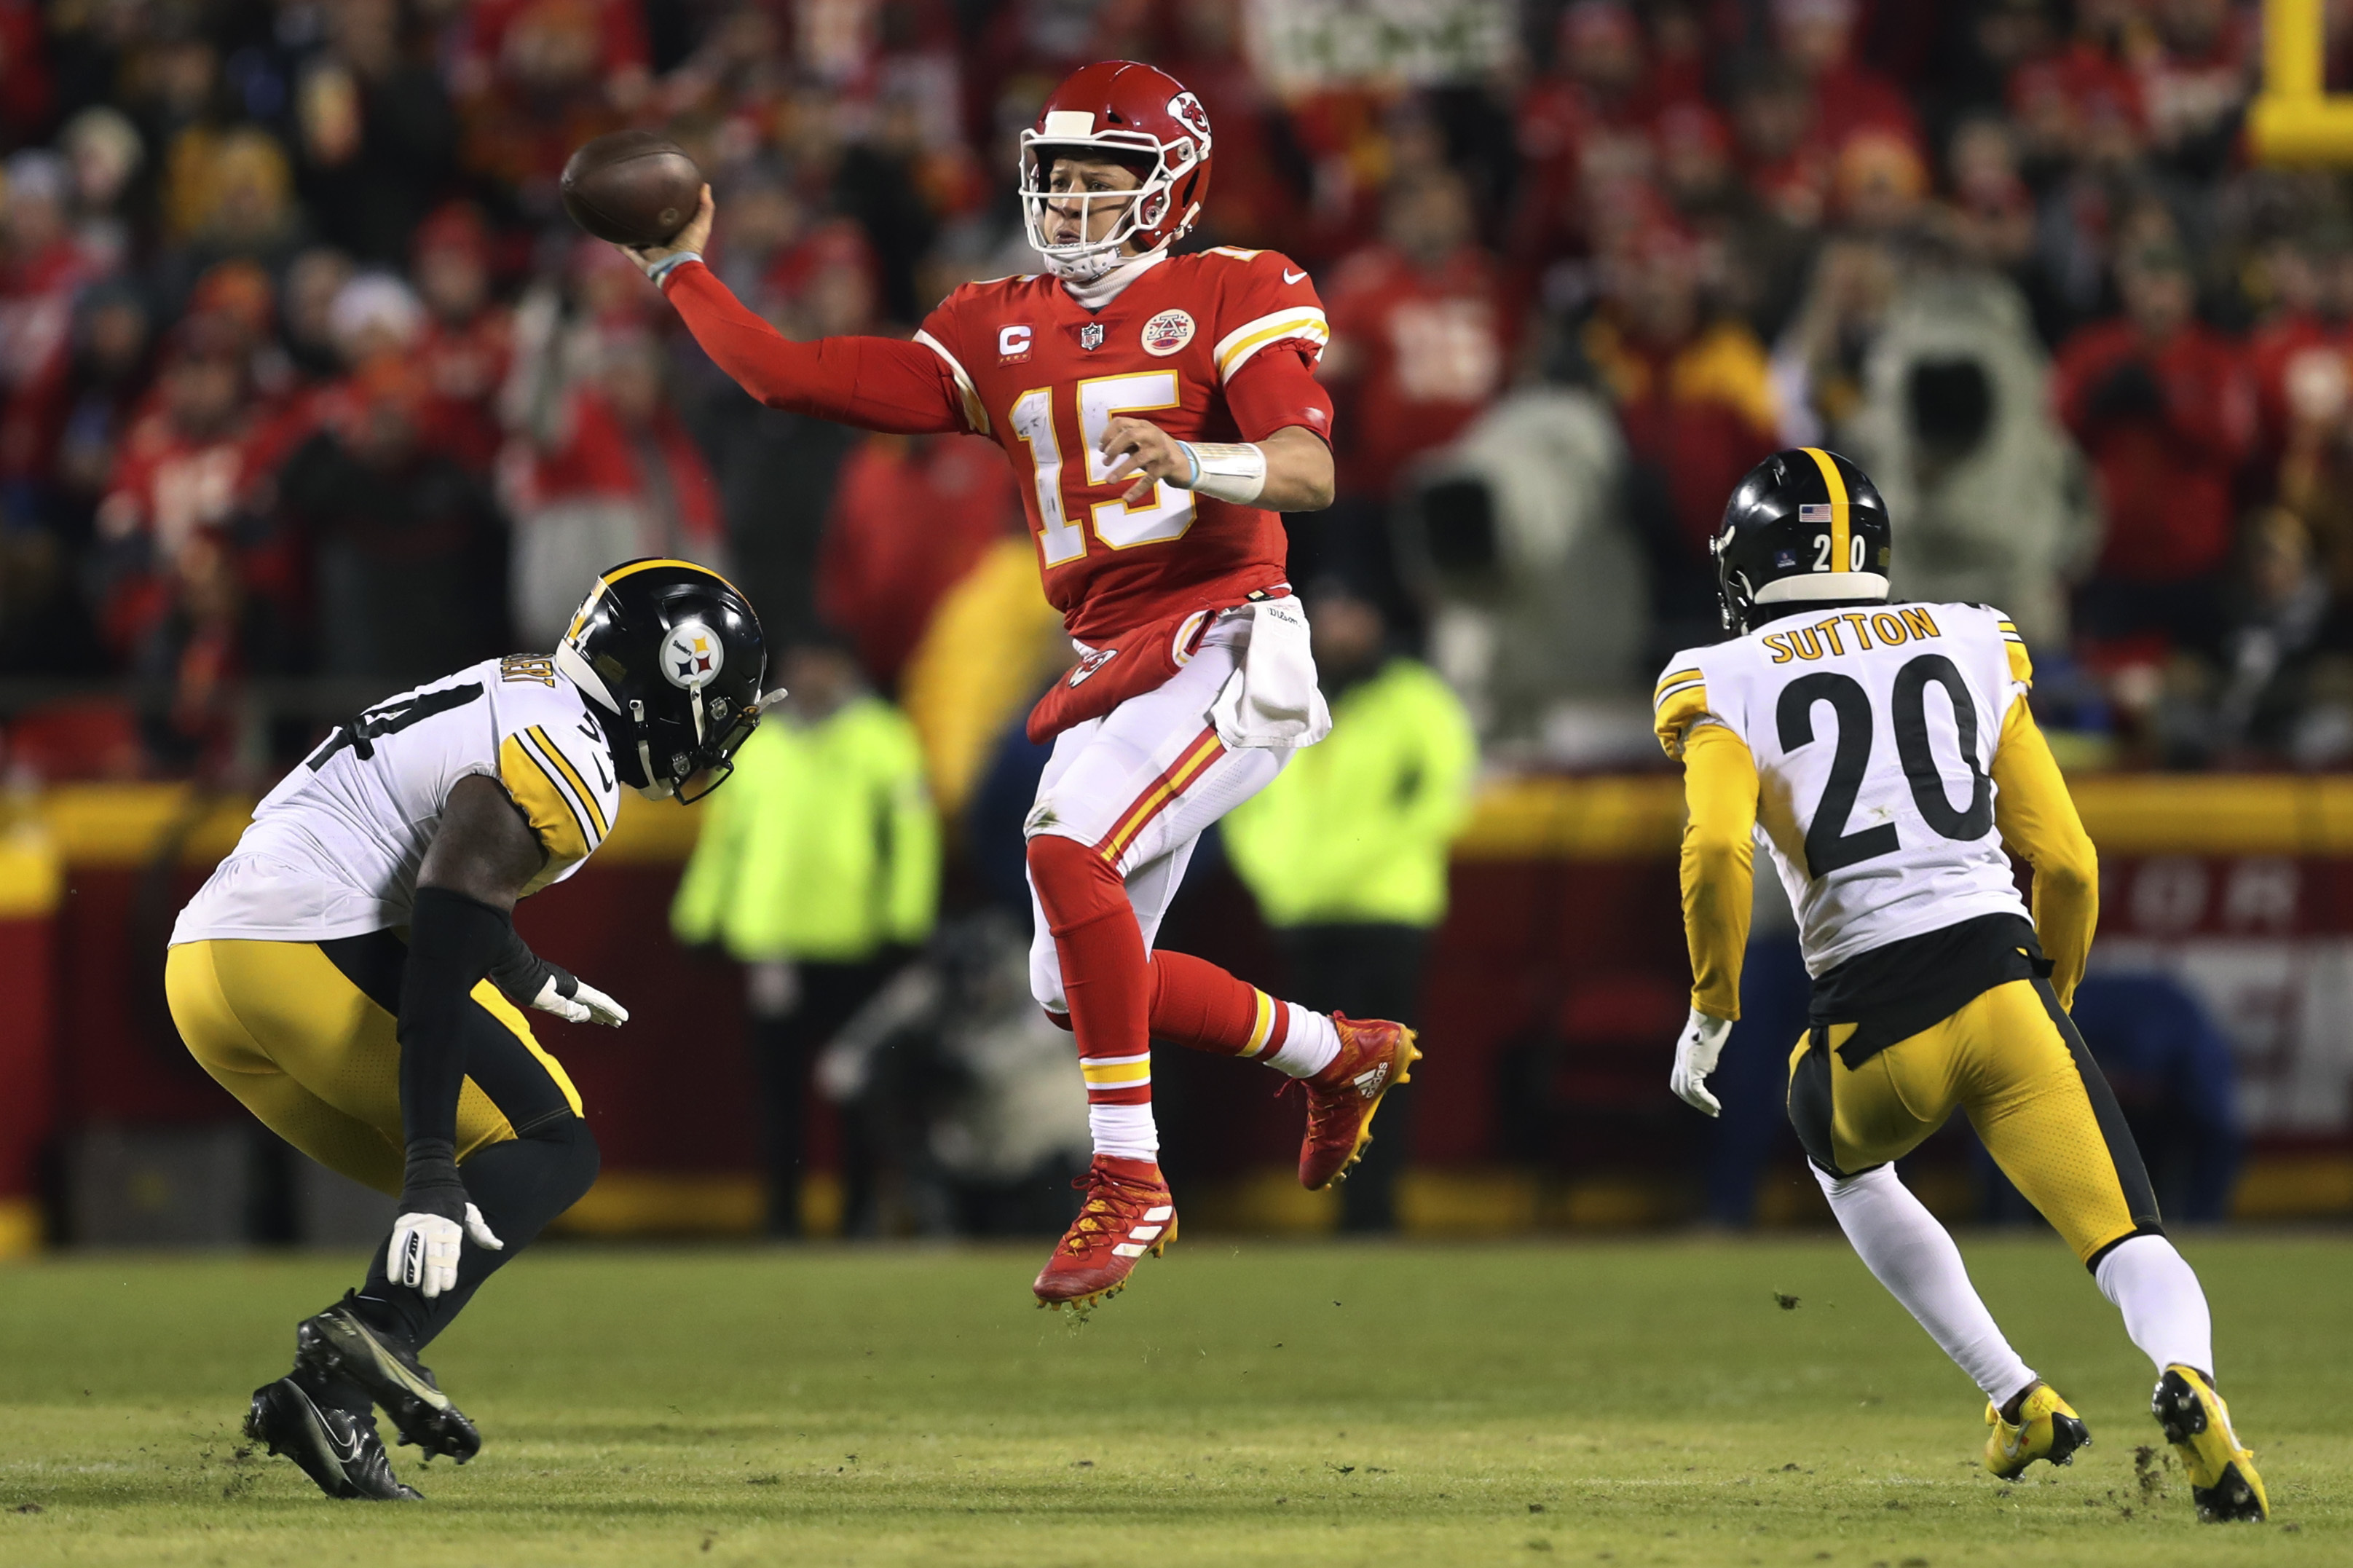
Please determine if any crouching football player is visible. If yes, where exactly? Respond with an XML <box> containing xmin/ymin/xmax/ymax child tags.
<box><xmin>1656</xmin><ymin>451</ymin><xmax>2267</xmax><ymax>1524</ymax></box>
<box><xmin>165</xmin><ymin>560</ymin><xmax>770</xmax><ymax>1499</ymax></box>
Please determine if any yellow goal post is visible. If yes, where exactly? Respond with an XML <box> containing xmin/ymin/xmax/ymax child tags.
<box><xmin>2252</xmin><ymin>0</ymin><xmax>2353</xmax><ymax>163</ymax></box>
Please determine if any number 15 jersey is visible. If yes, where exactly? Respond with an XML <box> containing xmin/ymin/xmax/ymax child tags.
<box><xmin>913</xmin><ymin>247</ymin><xmax>1332</xmax><ymax>642</ymax></box>
<box><xmin>1653</xmin><ymin>602</ymin><xmax>2038</xmax><ymax>979</ymax></box>
<box><xmin>171</xmin><ymin>655</ymin><xmax>626</xmax><ymax>945</ymax></box>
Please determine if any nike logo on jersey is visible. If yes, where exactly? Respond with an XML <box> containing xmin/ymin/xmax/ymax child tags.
<box><xmin>1283</xmin><ymin>269</ymin><xmax>1308</xmax><ymax>284</ymax></box>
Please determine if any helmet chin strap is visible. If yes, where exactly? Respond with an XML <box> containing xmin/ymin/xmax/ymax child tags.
<box><xmin>630</xmin><ymin>699</ymin><xmax>675</xmax><ymax>802</ymax></box>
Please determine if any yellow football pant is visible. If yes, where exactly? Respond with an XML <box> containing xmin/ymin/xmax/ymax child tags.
<box><xmin>1787</xmin><ymin>977</ymin><xmax>2161</xmax><ymax>1266</ymax></box>
<box><xmin>165</xmin><ymin>937</ymin><xmax>583</xmax><ymax>1197</ymax></box>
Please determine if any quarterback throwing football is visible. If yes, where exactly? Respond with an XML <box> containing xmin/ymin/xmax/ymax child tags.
<box><xmin>1658</xmin><ymin>449</ymin><xmax>2266</xmax><ymax>1522</ymax></box>
<box><xmin>632</xmin><ymin>60</ymin><xmax>1418</xmax><ymax>1311</ymax></box>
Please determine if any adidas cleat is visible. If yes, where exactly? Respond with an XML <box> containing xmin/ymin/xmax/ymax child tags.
<box><xmin>245</xmin><ymin>1376</ymin><xmax>421</xmax><ymax>1500</ymax></box>
<box><xmin>1983</xmin><ymin>1380</ymin><xmax>2091</xmax><ymax>1478</ymax></box>
<box><xmin>1297</xmin><ymin>1014</ymin><xmax>1420</xmax><ymax>1191</ymax></box>
<box><xmin>1033</xmin><ymin>1154</ymin><xmax>1176</xmax><ymax>1312</ymax></box>
<box><xmin>295</xmin><ymin>1297</ymin><xmax>480</xmax><ymax>1463</ymax></box>
<box><xmin>2153</xmin><ymin>1365</ymin><xmax>2269</xmax><ymax>1522</ymax></box>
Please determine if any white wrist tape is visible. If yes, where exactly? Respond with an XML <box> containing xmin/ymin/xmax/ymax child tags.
<box><xmin>1179</xmin><ymin>441</ymin><xmax>1267</xmax><ymax>504</ymax></box>
<box><xmin>646</xmin><ymin>251</ymin><xmax>703</xmax><ymax>286</ymax></box>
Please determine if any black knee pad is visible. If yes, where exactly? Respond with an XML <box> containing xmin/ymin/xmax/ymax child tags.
<box><xmin>532</xmin><ymin>1114</ymin><xmax>602</xmax><ymax>1211</ymax></box>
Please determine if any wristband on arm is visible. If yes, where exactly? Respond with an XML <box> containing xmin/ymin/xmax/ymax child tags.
<box><xmin>645</xmin><ymin>251</ymin><xmax>703</xmax><ymax>287</ymax></box>
<box><xmin>1177</xmin><ymin>441</ymin><xmax>1268</xmax><ymax>504</ymax></box>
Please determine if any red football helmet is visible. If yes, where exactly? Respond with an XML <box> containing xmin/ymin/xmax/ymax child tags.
<box><xmin>1019</xmin><ymin>60</ymin><xmax>1213</xmax><ymax>282</ymax></box>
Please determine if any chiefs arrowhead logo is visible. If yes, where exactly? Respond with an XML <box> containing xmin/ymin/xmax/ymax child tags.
<box><xmin>1066</xmin><ymin>647</ymin><xmax>1119</xmax><ymax>688</ymax></box>
<box><xmin>1168</xmin><ymin>92</ymin><xmax>1213</xmax><ymax>156</ymax></box>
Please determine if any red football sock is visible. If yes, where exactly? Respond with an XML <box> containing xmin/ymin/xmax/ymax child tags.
<box><xmin>1147</xmin><ymin>950</ymin><xmax>1290</xmax><ymax>1061</ymax></box>
<box><xmin>1027</xmin><ymin>834</ymin><xmax>1153</xmax><ymax>1109</ymax></box>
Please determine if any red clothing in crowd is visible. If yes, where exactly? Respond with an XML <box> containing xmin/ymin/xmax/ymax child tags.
<box><xmin>98</xmin><ymin>414</ymin><xmax>266</xmax><ymax>562</ymax></box>
<box><xmin>95</xmin><ymin>411</ymin><xmax>277</xmax><ymax>653</ymax></box>
<box><xmin>453</xmin><ymin>0</ymin><xmax>650</xmax><ymax>86</ymax></box>
<box><xmin>2011</xmin><ymin>39</ymin><xmax>2147</xmax><ymax>136</ymax></box>
<box><xmin>0</xmin><ymin>237</ymin><xmax>99</xmax><ymax>481</ymax></box>
<box><xmin>519</xmin><ymin>385</ymin><xmax>726</xmax><ymax>553</ymax></box>
<box><xmin>2245</xmin><ymin>311</ymin><xmax>2352</xmax><ymax>465</ymax></box>
<box><xmin>1802</xmin><ymin>58</ymin><xmax>1920</xmax><ymax>158</ymax></box>
<box><xmin>415</xmin><ymin>310</ymin><xmax>516</xmax><ymax>473</ymax></box>
<box><xmin>817</xmin><ymin>433</ymin><xmax>1018</xmax><ymax>686</ymax></box>
<box><xmin>2054</xmin><ymin>318</ymin><xmax>2255</xmax><ymax>583</ymax></box>
<box><xmin>1323</xmin><ymin>242</ymin><xmax>1513</xmax><ymax>501</ymax></box>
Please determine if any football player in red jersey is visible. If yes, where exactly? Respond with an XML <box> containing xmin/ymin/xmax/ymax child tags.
<box><xmin>625</xmin><ymin>60</ymin><xmax>1420</xmax><ymax>1311</ymax></box>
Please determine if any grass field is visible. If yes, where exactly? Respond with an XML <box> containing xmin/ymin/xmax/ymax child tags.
<box><xmin>0</xmin><ymin>1233</ymin><xmax>2344</xmax><ymax>1566</ymax></box>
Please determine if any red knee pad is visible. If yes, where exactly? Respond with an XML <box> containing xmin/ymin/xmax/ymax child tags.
<box><xmin>1028</xmin><ymin>833</ymin><xmax>1151</xmax><ymax>1073</ymax></box>
<box><xmin>1027</xmin><ymin>832</ymin><xmax>1127</xmax><ymax>931</ymax></box>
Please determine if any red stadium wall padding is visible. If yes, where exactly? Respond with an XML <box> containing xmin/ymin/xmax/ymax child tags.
<box><xmin>0</xmin><ymin>833</ymin><xmax>63</xmax><ymax>1253</ymax></box>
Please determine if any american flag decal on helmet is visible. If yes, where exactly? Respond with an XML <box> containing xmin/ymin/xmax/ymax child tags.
<box><xmin>1800</xmin><ymin>503</ymin><xmax>1833</xmax><ymax>522</ymax></box>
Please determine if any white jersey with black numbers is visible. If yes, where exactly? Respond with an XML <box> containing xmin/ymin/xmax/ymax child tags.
<box><xmin>171</xmin><ymin>655</ymin><xmax>626</xmax><ymax>945</ymax></box>
<box><xmin>1654</xmin><ymin>602</ymin><xmax>2034</xmax><ymax>976</ymax></box>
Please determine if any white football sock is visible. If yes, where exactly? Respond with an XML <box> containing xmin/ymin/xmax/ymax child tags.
<box><xmin>1264</xmin><ymin>1004</ymin><xmax>1341</xmax><ymax>1079</ymax></box>
<box><xmin>1089</xmin><ymin>1103</ymin><xmax>1159</xmax><ymax>1162</ymax></box>
<box><xmin>2094</xmin><ymin>1234</ymin><xmax>2214</xmax><ymax>1379</ymax></box>
<box><xmin>1814</xmin><ymin>1163</ymin><xmax>2037</xmax><ymax>1406</ymax></box>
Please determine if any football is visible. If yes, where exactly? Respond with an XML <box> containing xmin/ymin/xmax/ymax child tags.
<box><xmin>559</xmin><ymin>130</ymin><xmax>704</xmax><ymax>247</ymax></box>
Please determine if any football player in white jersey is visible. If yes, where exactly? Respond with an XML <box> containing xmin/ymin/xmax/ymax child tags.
<box><xmin>166</xmin><ymin>559</ymin><xmax>773</xmax><ymax>1500</ymax></box>
<box><xmin>1655</xmin><ymin>450</ymin><xmax>2267</xmax><ymax>1524</ymax></box>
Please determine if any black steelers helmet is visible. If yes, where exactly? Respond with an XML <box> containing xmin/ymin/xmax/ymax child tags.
<box><xmin>553</xmin><ymin>558</ymin><xmax>779</xmax><ymax>803</ymax></box>
<box><xmin>1713</xmin><ymin>448</ymin><xmax>1893</xmax><ymax>634</ymax></box>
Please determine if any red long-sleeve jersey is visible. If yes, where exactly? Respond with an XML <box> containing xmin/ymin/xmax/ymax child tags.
<box><xmin>662</xmin><ymin>248</ymin><xmax>1333</xmax><ymax>640</ymax></box>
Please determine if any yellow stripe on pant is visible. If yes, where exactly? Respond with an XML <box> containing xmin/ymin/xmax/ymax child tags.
<box><xmin>165</xmin><ymin>938</ymin><xmax>583</xmax><ymax>1197</ymax></box>
<box><xmin>1786</xmin><ymin>977</ymin><xmax>2161</xmax><ymax>1266</ymax></box>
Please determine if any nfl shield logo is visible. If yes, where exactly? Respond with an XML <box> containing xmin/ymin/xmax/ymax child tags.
<box><xmin>1079</xmin><ymin>321</ymin><xmax>1105</xmax><ymax>351</ymax></box>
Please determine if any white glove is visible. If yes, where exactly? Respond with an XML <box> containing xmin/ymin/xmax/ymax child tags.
<box><xmin>386</xmin><ymin>1203</ymin><xmax>503</xmax><ymax>1299</ymax></box>
<box><xmin>530</xmin><ymin>972</ymin><xmax>629</xmax><ymax>1028</ymax></box>
<box><xmin>1670</xmin><ymin>1007</ymin><xmax>1735</xmax><ymax>1117</ymax></box>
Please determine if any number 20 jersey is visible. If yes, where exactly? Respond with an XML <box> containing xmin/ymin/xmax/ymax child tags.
<box><xmin>913</xmin><ymin>247</ymin><xmax>1330</xmax><ymax>642</ymax></box>
<box><xmin>170</xmin><ymin>656</ymin><xmax>626</xmax><ymax>945</ymax></box>
<box><xmin>1653</xmin><ymin>602</ymin><xmax>2035</xmax><ymax>975</ymax></box>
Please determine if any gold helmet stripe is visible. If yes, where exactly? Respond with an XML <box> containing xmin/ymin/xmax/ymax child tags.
<box><xmin>1798</xmin><ymin>446</ymin><xmax>1850</xmax><ymax>574</ymax></box>
<box><xmin>569</xmin><ymin>558</ymin><xmax>750</xmax><ymax>645</ymax></box>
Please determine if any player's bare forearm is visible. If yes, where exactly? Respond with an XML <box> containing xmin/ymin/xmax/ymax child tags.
<box><xmin>1100</xmin><ymin>419</ymin><xmax>1334</xmax><ymax>511</ymax></box>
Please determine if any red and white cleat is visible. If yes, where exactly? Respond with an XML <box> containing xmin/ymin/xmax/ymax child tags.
<box><xmin>1298</xmin><ymin>1014</ymin><xmax>1420</xmax><ymax>1190</ymax></box>
<box><xmin>1032</xmin><ymin>1155</ymin><xmax>1178</xmax><ymax>1312</ymax></box>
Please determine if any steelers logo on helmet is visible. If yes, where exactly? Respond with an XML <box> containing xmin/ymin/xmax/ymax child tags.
<box><xmin>661</xmin><ymin>622</ymin><xmax>725</xmax><ymax>691</ymax></box>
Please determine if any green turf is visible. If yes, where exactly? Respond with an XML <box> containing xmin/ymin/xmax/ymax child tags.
<box><xmin>0</xmin><ymin>1233</ymin><xmax>2343</xmax><ymax>1565</ymax></box>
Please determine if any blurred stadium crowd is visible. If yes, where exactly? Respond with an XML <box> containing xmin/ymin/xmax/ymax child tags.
<box><xmin>0</xmin><ymin>0</ymin><xmax>2320</xmax><ymax>1245</ymax></box>
<box><xmin>0</xmin><ymin>0</ymin><xmax>2342</xmax><ymax>779</ymax></box>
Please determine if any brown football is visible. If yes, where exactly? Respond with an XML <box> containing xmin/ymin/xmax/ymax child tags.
<box><xmin>560</xmin><ymin>130</ymin><xmax>703</xmax><ymax>246</ymax></box>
